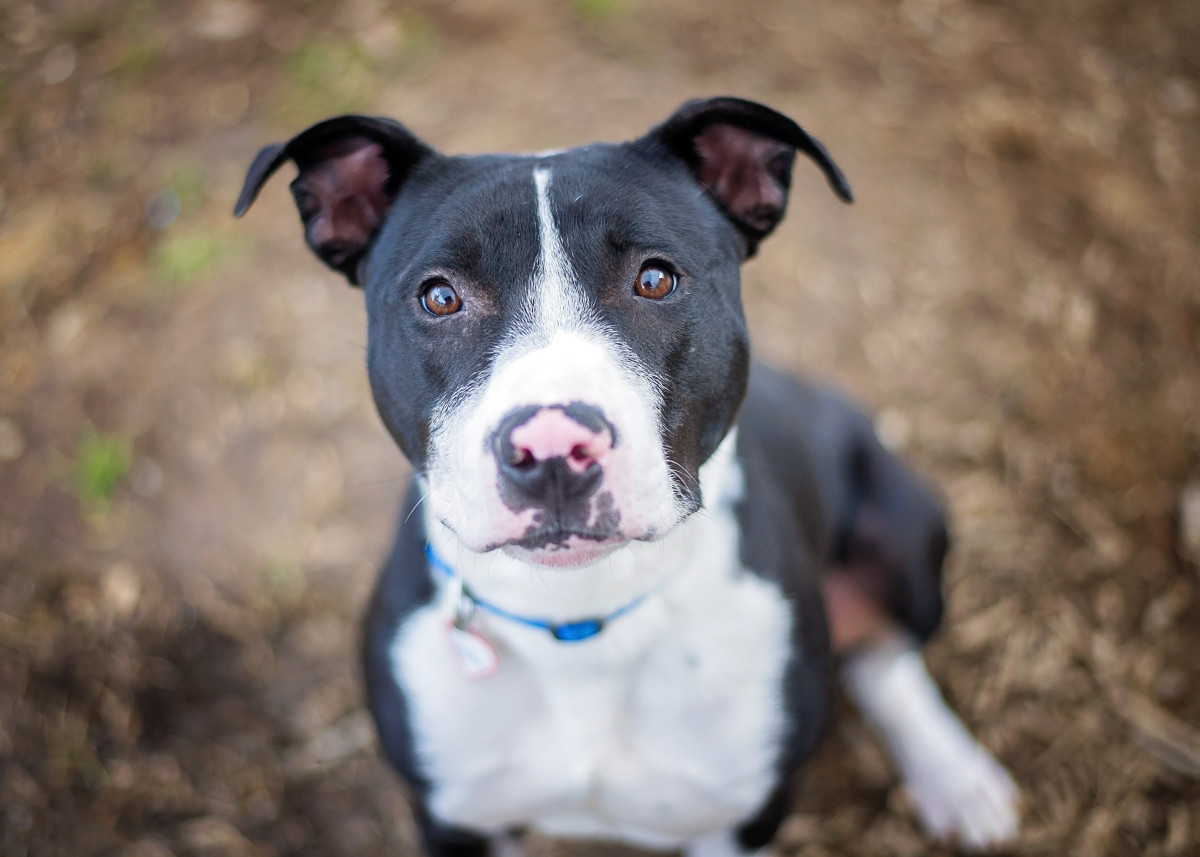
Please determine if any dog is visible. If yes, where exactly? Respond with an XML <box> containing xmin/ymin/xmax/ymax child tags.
<box><xmin>236</xmin><ymin>97</ymin><xmax>1020</xmax><ymax>856</ymax></box>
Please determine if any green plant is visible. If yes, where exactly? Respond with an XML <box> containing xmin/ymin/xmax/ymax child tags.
<box><xmin>73</xmin><ymin>427</ymin><xmax>132</xmax><ymax>509</ymax></box>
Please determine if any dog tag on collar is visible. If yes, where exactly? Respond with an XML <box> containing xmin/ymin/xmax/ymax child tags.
<box><xmin>446</xmin><ymin>622</ymin><xmax>500</xmax><ymax>680</ymax></box>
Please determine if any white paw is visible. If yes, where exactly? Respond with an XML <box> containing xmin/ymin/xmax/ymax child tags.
<box><xmin>901</xmin><ymin>741</ymin><xmax>1021</xmax><ymax>851</ymax></box>
<box><xmin>843</xmin><ymin>640</ymin><xmax>1022</xmax><ymax>851</ymax></box>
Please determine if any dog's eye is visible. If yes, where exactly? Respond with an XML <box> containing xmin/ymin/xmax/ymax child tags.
<box><xmin>421</xmin><ymin>281</ymin><xmax>462</xmax><ymax>316</ymax></box>
<box><xmin>635</xmin><ymin>265</ymin><xmax>676</xmax><ymax>300</ymax></box>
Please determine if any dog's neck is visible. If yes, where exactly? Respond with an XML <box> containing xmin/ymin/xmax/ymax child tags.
<box><xmin>422</xmin><ymin>429</ymin><xmax>743</xmax><ymax>625</ymax></box>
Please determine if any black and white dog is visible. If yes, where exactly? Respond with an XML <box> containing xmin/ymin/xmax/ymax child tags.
<box><xmin>236</xmin><ymin>97</ymin><xmax>1019</xmax><ymax>855</ymax></box>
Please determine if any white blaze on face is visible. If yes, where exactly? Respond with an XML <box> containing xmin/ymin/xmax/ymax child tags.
<box><xmin>423</xmin><ymin>167</ymin><xmax>683</xmax><ymax>561</ymax></box>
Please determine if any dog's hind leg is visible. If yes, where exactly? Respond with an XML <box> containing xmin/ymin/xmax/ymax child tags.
<box><xmin>827</xmin><ymin>571</ymin><xmax>1020</xmax><ymax>849</ymax></box>
<box><xmin>842</xmin><ymin>631</ymin><xmax>1020</xmax><ymax>849</ymax></box>
<box><xmin>821</xmin><ymin>419</ymin><xmax>1020</xmax><ymax>848</ymax></box>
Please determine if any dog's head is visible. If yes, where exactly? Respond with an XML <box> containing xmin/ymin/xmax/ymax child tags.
<box><xmin>237</xmin><ymin>97</ymin><xmax>851</xmax><ymax>567</ymax></box>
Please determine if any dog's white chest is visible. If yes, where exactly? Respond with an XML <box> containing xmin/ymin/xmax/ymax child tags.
<box><xmin>390</xmin><ymin>475</ymin><xmax>794</xmax><ymax>848</ymax></box>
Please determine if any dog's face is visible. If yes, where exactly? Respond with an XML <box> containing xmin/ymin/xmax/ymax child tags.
<box><xmin>237</xmin><ymin>98</ymin><xmax>850</xmax><ymax>566</ymax></box>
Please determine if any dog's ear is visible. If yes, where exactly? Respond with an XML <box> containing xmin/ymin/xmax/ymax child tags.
<box><xmin>642</xmin><ymin>97</ymin><xmax>852</xmax><ymax>256</ymax></box>
<box><xmin>234</xmin><ymin>115</ymin><xmax>434</xmax><ymax>285</ymax></box>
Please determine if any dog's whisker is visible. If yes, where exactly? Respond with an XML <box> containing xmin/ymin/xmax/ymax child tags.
<box><xmin>317</xmin><ymin>329</ymin><xmax>368</xmax><ymax>352</ymax></box>
<box><xmin>400</xmin><ymin>491</ymin><xmax>428</xmax><ymax>527</ymax></box>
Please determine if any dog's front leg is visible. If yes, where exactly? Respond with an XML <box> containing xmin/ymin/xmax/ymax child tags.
<box><xmin>412</xmin><ymin>803</ymin><xmax>524</xmax><ymax>857</ymax></box>
<box><xmin>686</xmin><ymin>826</ymin><xmax>772</xmax><ymax>857</ymax></box>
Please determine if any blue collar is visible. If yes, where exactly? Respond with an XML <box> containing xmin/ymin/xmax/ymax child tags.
<box><xmin>425</xmin><ymin>543</ymin><xmax>650</xmax><ymax>643</ymax></box>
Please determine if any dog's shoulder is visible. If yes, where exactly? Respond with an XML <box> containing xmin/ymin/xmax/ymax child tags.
<box><xmin>362</xmin><ymin>479</ymin><xmax>436</xmax><ymax>792</ymax></box>
<box><xmin>735</xmin><ymin>364</ymin><xmax>838</xmax><ymax>578</ymax></box>
<box><xmin>729</xmin><ymin>366</ymin><xmax>838</xmax><ymax>772</ymax></box>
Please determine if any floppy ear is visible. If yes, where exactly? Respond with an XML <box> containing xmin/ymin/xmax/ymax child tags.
<box><xmin>642</xmin><ymin>97</ymin><xmax>852</xmax><ymax>256</ymax></box>
<box><xmin>234</xmin><ymin>115</ymin><xmax>435</xmax><ymax>284</ymax></box>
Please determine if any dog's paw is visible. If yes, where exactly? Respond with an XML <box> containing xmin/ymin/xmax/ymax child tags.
<box><xmin>901</xmin><ymin>741</ymin><xmax>1021</xmax><ymax>851</ymax></box>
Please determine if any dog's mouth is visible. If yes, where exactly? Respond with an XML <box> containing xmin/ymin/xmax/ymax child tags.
<box><xmin>497</xmin><ymin>529</ymin><xmax>629</xmax><ymax>568</ymax></box>
<box><xmin>511</xmin><ymin>525</ymin><xmax>618</xmax><ymax>549</ymax></box>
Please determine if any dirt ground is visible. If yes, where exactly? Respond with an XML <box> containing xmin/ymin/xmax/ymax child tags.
<box><xmin>2</xmin><ymin>0</ymin><xmax>1199</xmax><ymax>855</ymax></box>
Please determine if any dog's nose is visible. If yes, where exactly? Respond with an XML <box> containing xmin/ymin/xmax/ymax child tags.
<box><xmin>493</xmin><ymin>404</ymin><xmax>615</xmax><ymax>507</ymax></box>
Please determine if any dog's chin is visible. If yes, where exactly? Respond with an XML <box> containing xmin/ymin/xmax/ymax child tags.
<box><xmin>500</xmin><ymin>537</ymin><xmax>625</xmax><ymax>569</ymax></box>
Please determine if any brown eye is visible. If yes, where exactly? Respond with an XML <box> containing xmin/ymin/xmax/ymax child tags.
<box><xmin>421</xmin><ymin>281</ymin><xmax>462</xmax><ymax>316</ymax></box>
<box><xmin>635</xmin><ymin>264</ymin><xmax>676</xmax><ymax>300</ymax></box>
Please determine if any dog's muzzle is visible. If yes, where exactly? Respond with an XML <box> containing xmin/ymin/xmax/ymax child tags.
<box><xmin>492</xmin><ymin>403</ymin><xmax>615</xmax><ymax>516</ymax></box>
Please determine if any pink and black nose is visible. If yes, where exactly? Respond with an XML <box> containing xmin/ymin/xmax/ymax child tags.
<box><xmin>493</xmin><ymin>404</ymin><xmax>616</xmax><ymax>509</ymax></box>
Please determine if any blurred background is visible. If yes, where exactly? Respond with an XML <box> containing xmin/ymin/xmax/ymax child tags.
<box><xmin>2</xmin><ymin>0</ymin><xmax>1199</xmax><ymax>855</ymax></box>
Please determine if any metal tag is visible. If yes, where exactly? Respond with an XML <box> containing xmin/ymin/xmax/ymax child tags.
<box><xmin>446</xmin><ymin>622</ymin><xmax>500</xmax><ymax>680</ymax></box>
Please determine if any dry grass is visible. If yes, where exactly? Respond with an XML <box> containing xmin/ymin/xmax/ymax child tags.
<box><xmin>1</xmin><ymin>1</ymin><xmax>1198</xmax><ymax>855</ymax></box>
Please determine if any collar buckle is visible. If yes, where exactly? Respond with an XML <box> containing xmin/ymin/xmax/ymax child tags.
<box><xmin>549</xmin><ymin>619</ymin><xmax>605</xmax><ymax>642</ymax></box>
